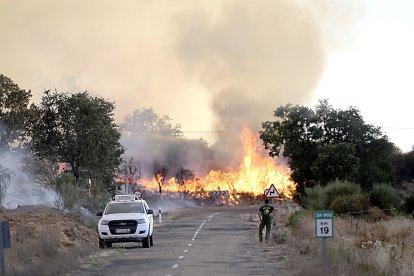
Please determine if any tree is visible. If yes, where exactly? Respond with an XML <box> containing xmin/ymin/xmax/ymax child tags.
<box><xmin>260</xmin><ymin>104</ymin><xmax>320</xmax><ymax>193</ymax></box>
<box><xmin>153</xmin><ymin>161</ymin><xmax>168</xmax><ymax>195</ymax></box>
<box><xmin>118</xmin><ymin>157</ymin><xmax>142</xmax><ymax>193</ymax></box>
<box><xmin>394</xmin><ymin>150</ymin><xmax>414</xmax><ymax>183</ymax></box>
<box><xmin>0</xmin><ymin>165</ymin><xmax>12</xmax><ymax>208</ymax></box>
<box><xmin>120</xmin><ymin>108</ymin><xmax>183</xmax><ymax>137</ymax></box>
<box><xmin>31</xmin><ymin>158</ymin><xmax>79</xmax><ymax>210</ymax></box>
<box><xmin>311</xmin><ymin>143</ymin><xmax>360</xmax><ymax>185</ymax></box>
<box><xmin>29</xmin><ymin>91</ymin><xmax>124</xmax><ymax>190</ymax></box>
<box><xmin>260</xmin><ymin>100</ymin><xmax>396</xmax><ymax>194</ymax></box>
<box><xmin>0</xmin><ymin>74</ymin><xmax>33</xmax><ymax>151</ymax></box>
<box><xmin>32</xmin><ymin>158</ymin><xmax>61</xmax><ymax>191</ymax></box>
<box><xmin>316</xmin><ymin>100</ymin><xmax>396</xmax><ymax>189</ymax></box>
<box><xmin>120</xmin><ymin>108</ymin><xmax>214</xmax><ymax>180</ymax></box>
<box><xmin>175</xmin><ymin>167</ymin><xmax>195</xmax><ymax>199</ymax></box>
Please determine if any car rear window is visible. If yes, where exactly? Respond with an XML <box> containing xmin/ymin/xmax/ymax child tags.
<box><xmin>105</xmin><ymin>202</ymin><xmax>145</xmax><ymax>214</ymax></box>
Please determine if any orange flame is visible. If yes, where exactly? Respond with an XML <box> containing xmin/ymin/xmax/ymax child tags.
<box><xmin>116</xmin><ymin>127</ymin><xmax>296</xmax><ymax>203</ymax></box>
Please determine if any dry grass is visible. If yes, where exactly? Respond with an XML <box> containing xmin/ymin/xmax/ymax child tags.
<box><xmin>0</xmin><ymin>207</ymin><xmax>99</xmax><ymax>276</ymax></box>
<box><xmin>5</xmin><ymin>224</ymin><xmax>95</xmax><ymax>276</ymax></box>
<box><xmin>275</xmin><ymin>206</ymin><xmax>414</xmax><ymax>275</ymax></box>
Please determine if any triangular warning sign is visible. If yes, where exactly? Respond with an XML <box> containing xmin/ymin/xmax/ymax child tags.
<box><xmin>265</xmin><ymin>184</ymin><xmax>280</xmax><ymax>198</ymax></box>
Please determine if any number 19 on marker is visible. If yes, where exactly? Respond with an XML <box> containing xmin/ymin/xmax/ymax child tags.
<box><xmin>317</xmin><ymin>219</ymin><xmax>332</xmax><ymax>237</ymax></box>
<box><xmin>315</xmin><ymin>210</ymin><xmax>334</xmax><ymax>238</ymax></box>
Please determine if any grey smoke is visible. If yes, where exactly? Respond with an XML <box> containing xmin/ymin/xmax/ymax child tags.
<box><xmin>0</xmin><ymin>0</ymin><xmax>362</xmax><ymax>176</ymax></box>
<box><xmin>0</xmin><ymin>151</ymin><xmax>58</xmax><ymax>209</ymax></box>
<box><xmin>175</xmin><ymin>0</ymin><xmax>326</xmax><ymax>159</ymax></box>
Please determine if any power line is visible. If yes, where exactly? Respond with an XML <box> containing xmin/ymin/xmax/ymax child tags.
<box><xmin>181</xmin><ymin>130</ymin><xmax>226</xmax><ymax>133</ymax></box>
<box><xmin>382</xmin><ymin>127</ymin><xmax>414</xmax><ymax>130</ymax></box>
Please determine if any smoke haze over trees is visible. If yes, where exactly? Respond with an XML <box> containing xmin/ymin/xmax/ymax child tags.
<box><xmin>1</xmin><ymin>0</ymin><xmax>413</xmax><ymax>209</ymax></box>
<box><xmin>0</xmin><ymin>77</ymin><xmax>58</xmax><ymax>208</ymax></box>
<box><xmin>120</xmin><ymin>108</ymin><xmax>217</xmax><ymax>179</ymax></box>
<box><xmin>0</xmin><ymin>74</ymin><xmax>413</xmax><ymax>208</ymax></box>
<box><xmin>0</xmin><ymin>0</ymin><xmax>365</xmax><ymax>161</ymax></box>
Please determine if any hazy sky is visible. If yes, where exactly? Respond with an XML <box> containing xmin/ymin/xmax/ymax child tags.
<box><xmin>309</xmin><ymin>0</ymin><xmax>414</xmax><ymax>153</ymax></box>
<box><xmin>1</xmin><ymin>0</ymin><xmax>412</xmax><ymax>152</ymax></box>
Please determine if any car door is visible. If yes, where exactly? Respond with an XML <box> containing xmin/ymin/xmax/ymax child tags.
<box><xmin>144</xmin><ymin>201</ymin><xmax>153</xmax><ymax>235</ymax></box>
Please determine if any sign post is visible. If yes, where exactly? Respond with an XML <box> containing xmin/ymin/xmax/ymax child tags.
<box><xmin>315</xmin><ymin>210</ymin><xmax>334</xmax><ymax>272</ymax></box>
<box><xmin>0</xmin><ymin>221</ymin><xmax>11</xmax><ymax>276</ymax></box>
<box><xmin>158</xmin><ymin>208</ymin><xmax>162</xmax><ymax>224</ymax></box>
<box><xmin>88</xmin><ymin>178</ymin><xmax>91</xmax><ymax>197</ymax></box>
<box><xmin>264</xmin><ymin>184</ymin><xmax>280</xmax><ymax>205</ymax></box>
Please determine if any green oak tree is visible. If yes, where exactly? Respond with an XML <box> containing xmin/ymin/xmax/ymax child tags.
<box><xmin>260</xmin><ymin>104</ymin><xmax>321</xmax><ymax>193</ymax></box>
<box><xmin>260</xmin><ymin>100</ymin><xmax>396</xmax><ymax>194</ymax></box>
<box><xmin>0</xmin><ymin>74</ymin><xmax>33</xmax><ymax>151</ymax></box>
<box><xmin>394</xmin><ymin>150</ymin><xmax>414</xmax><ymax>183</ymax></box>
<box><xmin>29</xmin><ymin>91</ymin><xmax>124</xmax><ymax>190</ymax></box>
<box><xmin>311</xmin><ymin>142</ymin><xmax>360</xmax><ymax>185</ymax></box>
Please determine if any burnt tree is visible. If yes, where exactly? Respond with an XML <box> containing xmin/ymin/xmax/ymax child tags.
<box><xmin>175</xmin><ymin>167</ymin><xmax>195</xmax><ymax>199</ymax></box>
<box><xmin>153</xmin><ymin>161</ymin><xmax>168</xmax><ymax>196</ymax></box>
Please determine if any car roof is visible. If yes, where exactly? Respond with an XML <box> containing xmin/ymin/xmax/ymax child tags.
<box><xmin>108</xmin><ymin>199</ymin><xmax>145</xmax><ymax>204</ymax></box>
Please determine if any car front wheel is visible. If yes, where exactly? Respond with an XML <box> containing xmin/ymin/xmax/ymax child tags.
<box><xmin>150</xmin><ymin>234</ymin><xmax>154</xmax><ymax>246</ymax></box>
<box><xmin>99</xmin><ymin>237</ymin><xmax>105</xmax><ymax>249</ymax></box>
<box><xmin>142</xmin><ymin>233</ymin><xmax>150</xmax><ymax>248</ymax></box>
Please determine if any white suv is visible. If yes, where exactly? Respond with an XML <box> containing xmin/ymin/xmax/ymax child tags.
<box><xmin>97</xmin><ymin>195</ymin><xmax>154</xmax><ymax>248</ymax></box>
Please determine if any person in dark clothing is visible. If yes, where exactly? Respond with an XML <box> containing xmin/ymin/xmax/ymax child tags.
<box><xmin>258</xmin><ymin>198</ymin><xmax>275</xmax><ymax>242</ymax></box>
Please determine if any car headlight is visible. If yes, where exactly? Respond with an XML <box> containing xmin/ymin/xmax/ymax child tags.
<box><xmin>100</xmin><ymin>220</ymin><xmax>110</xmax><ymax>225</ymax></box>
<box><xmin>136</xmin><ymin>219</ymin><xmax>146</xmax><ymax>224</ymax></box>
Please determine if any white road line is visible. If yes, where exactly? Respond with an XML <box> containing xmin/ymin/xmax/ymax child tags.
<box><xmin>167</xmin><ymin>213</ymin><xmax>222</xmax><ymax>276</ymax></box>
<box><xmin>192</xmin><ymin>213</ymin><xmax>220</xmax><ymax>241</ymax></box>
<box><xmin>208</xmin><ymin>212</ymin><xmax>220</xmax><ymax>221</ymax></box>
<box><xmin>192</xmin><ymin>220</ymin><xmax>207</xmax><ymax>240</ymax></box>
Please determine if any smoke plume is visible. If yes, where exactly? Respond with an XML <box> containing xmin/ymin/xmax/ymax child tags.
<box><xmin>175</xmin><ymin>0</ymin><xmax>325</xmax><ymax>161</ymax></box>
<box><xmin>0</xmin><ymin>0</ymin><xmax>362</xmax><ymax>170</ymax></box>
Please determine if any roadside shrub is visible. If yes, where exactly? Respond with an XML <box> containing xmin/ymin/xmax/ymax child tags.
<box><xmin>272</xmin><ymin>227</ymin><xmax>288</xmax><ymax>244</ymax></box>
<box><xmin>368</xmin><ymin>206</ymin><xmax>389</xmax><ymax>221</ymax></box>
<box><xmin>302</xmin><ymin>185</ymin><xmax>326</xmax><ymax>210</ymax></box>
<box><xmin>325</xmin><ymin>180</ymin><xmax>361</xmax><ymax>208</ymax></box>
<box><xmin>57</xmin><ymin>174</ymin><xmax>79</xmax><ymax>209</ymax></box>
<box><xmin>403</xmin><ymin>193</ymin><xmax>414</xmax><ymax>214</ymax></box>
<box><xmin>369</xmin><ymin>183</ymin><xmax>398</xmax><ymax>211</ymax></box>
<box><xmin>329</xmin><ymin>194</ymin><xmax>370</xmax><ymax>215</ymax></box>
<box><xmin>287</xmin><ymin>209</ymin><xmax>308</xmax><ymax>232</ymax></box>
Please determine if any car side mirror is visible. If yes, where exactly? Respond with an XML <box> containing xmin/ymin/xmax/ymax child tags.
<box><xmin>96</xmin><ymin>211</ymin><xmax>103</xmax><ymax>216</ymax></box>
<box><xmin>147</xmin><ymin>209</ymin><xmax>154</xmax><ymax>215</ymax></box>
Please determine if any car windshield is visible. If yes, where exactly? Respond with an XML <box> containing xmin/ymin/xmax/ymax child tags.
<box><xmin>105</xmin><ymin>202</ymin><xmax>145</xmax><ymax>214</ymax></box>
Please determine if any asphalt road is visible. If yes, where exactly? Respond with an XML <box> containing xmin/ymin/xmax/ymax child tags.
<box><xmin>74</xmin><ymin>206</ymin><xmax>283</xmax><ymax>276</ymax></box>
